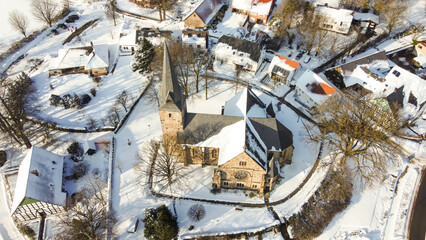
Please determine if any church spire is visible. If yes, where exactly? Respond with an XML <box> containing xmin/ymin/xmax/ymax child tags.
<box><xmin>159</xmin><ymin>42</ymin><xmax>183</xmax><ymax>110</ymax></box>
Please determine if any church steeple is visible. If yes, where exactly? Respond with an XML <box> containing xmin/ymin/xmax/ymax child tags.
<box><xmin>158</xmin><ymin>42</ymin><xmax>186</xmax><ymax>138</ymax></box>
<box><xmin>159</xmin><ymin>43</ymin><xmax>184</xmax><ymax>111</ymax></box>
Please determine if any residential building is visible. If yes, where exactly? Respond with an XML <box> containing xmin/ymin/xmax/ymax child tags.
<box><xmin>268</xmin><ymin>54</ymin><xmax>300</xmax><ymax>85</ymax></box>
<box><xmin>182</xmin><ymin>29</ymin><xmax>209</xmax><ymax>51</ymax></box>
<box><xmin>414</xmin><ymin>41</ymin><xmax>426</xmax><ymax>68</ymax></box>
<box><xmin>214</xmin><ymin>35</ymin><xmax>265</xmax><ymax>72</ymax></box>
<box><xmin>184</xmin><ymin>0</ymin><xmax>222</xmax><ymax>28</ymax></box>
<box><xmin>11</xmin><ymin>146</ymin><xmax>66</xmax><ymax>221</ymax></box>
<box><xmin>315</xmin><ymin>5</ymin><xmax>354</xmax><ymax>34</ymax></box>
<box><xmin>159</xmin><ymin>43</ymin><xmax>294</xmax><ymax>196</ymax></box>
<box><xmin>49</xmin><ymin>44</ymin><xmax>109</xmax><ymax>77</ymax></box>
<box><xmin>119</xmin><ymin>30</ymin><xmax>138</xmax><ymax>55</ymax></box>
<box><xmin>294</xmin><ymin>69</ymin><xmax>337</xmax><ymax>109</ymax></box>
<box><xmin>352</xmin><ymin>12</ymin><xmax>379</xmax><ymax>34</ymax></box>
<box><xmin>335</xmin><ymin>50</ymin><xmax>389</xmax><ymax>77</ymax></box>
<box><xmin>230</xmin><ymin>0</ymin><xmax>274</xmax><ymax>24</ymax></box>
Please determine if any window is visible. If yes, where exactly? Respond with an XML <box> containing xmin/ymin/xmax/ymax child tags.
<box><xmin>239</xmin><ymin>53</ymin><xmax>243</xmax><ymax>57</ymax></box>
<box><xmin>223</xmin><ymin>181</ymin><xmax>229</xmax><ymax>186</ymax></box>
<box><xmin>419</xmin><ymin>45</ymin><xmax>422</xmax><ymax>49</ymax></box>
<box><xmin>252</xmin><ymin>184</ymin><xmax>257</xmax><ymax>188</ymax></box>
<box><xmin>340</xmin><ymin>22</ymin><xmax>343</xmax><ymax>26</ymax></box>
<box><xmin>124</xmin><ymin>46</ymin><xmax>128</xmax><ymax>49</ymax></box>
<box><xmin>211</xmin><ymin>149</ymin><xmax>217</xmax><ymax>158</ymax></box>
<box><xmin>392</xmin><ymin>70</ymin><xmax>401</xmax><ymax>77</ymax></box>
<box><xmin>233</xmin><ymin>51</ymin><xmax>236</xmax><ymax>55</ymax></box>
<box><xmin>188</xmin><ymin>33</ymin><xmax>192</xmax><ymax>37</ymax></box>
<box><xmin>197</xmin><ymin>44</ymin><xmax>201</xmax><ymax>49</ymax></box>
<box><xmin>168</xmin><ymin>113</ymin><xmax>172</xmax><ymax>118</ymax></box>
<box><xmin>248</xmin><ymin>64</ymin><xmax>253</xmax><ymax>69</ymax></box>
<box><xmin>236</xmin><ymin>183</ymin><xmax>244</xmax><ymax>188</ymax></box>
<box><xmin>239</xmin><ymin>161</ymin><xmax>247</xmax><ymax>166</ymax></box>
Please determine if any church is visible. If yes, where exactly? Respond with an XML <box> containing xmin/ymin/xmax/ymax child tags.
<box><xmin>158</xmin><ymin>43</ymin><xmax>294</xmax><ymax>196</ymax></box>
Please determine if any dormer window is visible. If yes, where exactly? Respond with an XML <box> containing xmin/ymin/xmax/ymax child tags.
<box><xmin>169</xmin><ymin>113</ymin><xmax>172</xmax><ymax>118</ymax></box>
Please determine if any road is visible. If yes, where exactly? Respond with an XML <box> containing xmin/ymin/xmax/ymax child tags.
<box><xmin>0</xmin><ymin>177</ymin><xmax>23</xmax><ymax>240</ymax></box>
<box><xmin>409</xmin><ymin>169</ymin><xmax>426</xmax><ymax>240</ymax></box>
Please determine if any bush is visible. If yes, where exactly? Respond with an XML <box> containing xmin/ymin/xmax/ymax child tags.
<box><xmin>144</xmin><ymin>205</ymin><xmax>178</xmax><ymax>240</ymax></box>
<box><xmin>80</xmin><ymin>94</ymin><xmax>91</xmax><ymax>105</ymax></box>
<box><xmin>210</xmin><ymin>187</ymin><xmax>221</xmax><ymax>194</ymax></box>
<box><xmin>18</xmin><ymin>224</ymin><xmax>36</xmax><ymax>240</ymax></box>
<box><xmin>71</xmin><ymin>93</ymin><xmax>82</xmax><ymax>109</ymax></box>
<box><xmin>249</xmin><ymin>192</ymin><xmax>255</xmax><ymax>198</ymax></box>
<box><xmin>67</xmin><ymin>141</ymin><xmax>83</xmax><ymax>157</ymax></box>
<box><xmin>90</xmin><ymin>88</ymin><xmax>96</xmax><ymax>97</ymax></box>
<box><xmin>50</xmin><ymin>94</ymin><xmax>62</xmax><ymax>106</ymax></box>
<box><xmin>71</xmin><ymin>162</ymin><xmax>88</xmax><ymax>180</ymax></box>
<box><xmin>62</xmin><ymin>94</ymin><xmax>72</xmax><ymax>109</ymax></box>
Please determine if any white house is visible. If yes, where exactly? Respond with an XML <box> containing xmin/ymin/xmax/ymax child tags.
<box><xmin>49</xmin><ymin>44</ymin><xmax>109</xmax><ymax>77</ymax></box>
<box><xmin>230</xmin><ymin>0</ymin><xmax>274</xmax><ymax>24</ymax></box>
<box><xmin>182</xmin><ymin>30</ymin><xmax>209</xmax><ymax>52</ymax></box>
<box><xmin>119</xmin><ymin>30</ymin><xmax>138</xmax><ymax>55</ymax></box>
<box><xmin>11</xmin><ymin>146</ymin><xmax>67</xmax><ymax>221</ymax></box>
<box><xmin>315</xmin><ymin>5</ymin><xmax>354</xmax><ymax>34</ymax></box>
<box><xmin>214</xmin><ymin>35</ymin><xmax>265</xmax><ymax>72</ymax></box>
<box><xmin>294</xmin><ymin>69</ymin><xmax>338</xmax><ymax>109</ymax></box>
<box><xmin>268</xmin><ymin>54</ymin><xmax>300</xmax><ymax>85</ymax></box>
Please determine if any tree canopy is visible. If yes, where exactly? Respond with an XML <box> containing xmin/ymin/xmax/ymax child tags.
<box><xmin>144</xmin><ymin>205</ymin><xmax>178</xmax><ymax>240</ymax></box>
<box><xmin>132</xmin><ymin>37</ymin><xmax>155</xmax><ymax>74</ymax></box>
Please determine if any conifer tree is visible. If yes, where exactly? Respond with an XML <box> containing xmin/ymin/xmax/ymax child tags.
<box><xmin>132</xmin><ymin>37</ymin><xmax>155</xmax><ymax>74</ymax></box>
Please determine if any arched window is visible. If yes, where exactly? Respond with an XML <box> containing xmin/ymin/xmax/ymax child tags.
<box><xmin>211</xmin><ymin>149</ymin><xmax>217</xmax><ymax>158</ymax></box>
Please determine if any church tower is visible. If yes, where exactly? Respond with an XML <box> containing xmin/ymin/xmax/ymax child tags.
<box><xmin>159</xmin><ymin>43</ymin><xmax>187</xmax><ymax>139</ymax></box>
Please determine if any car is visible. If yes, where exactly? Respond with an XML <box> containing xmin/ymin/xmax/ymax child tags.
<box><xmin>295</xmin><ymin>53</ymin><xmax>303</xmax><ymax>60</ymax></box>
<box><xmin>304</xmin><ymin>56</ymin><xmax>311</xmax><ymax>63</ymax></box>
<box><xmin>69</xmin><ymin>14</ymin><xmax>79</xmax><ymax>20</ymax></box>
<box><xmin>57</xmin><ymin>23</ymin><xmax>67</xmax><ymax>29</ymax></box>
<box><xmin>65</xmin><ymin>18</ymin><xmax>75</xmax><ymax>23</ymax></box>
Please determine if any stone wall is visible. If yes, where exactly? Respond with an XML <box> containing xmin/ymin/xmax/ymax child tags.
<box><xmin>184</xmin><ymin>13</ymin><xmax>206</xmax><ymax>28</ymax></box>
<box><xmin>159</xmin><ymin>109</ymin><xmax>184</xmax><ymax>139</ymax></box>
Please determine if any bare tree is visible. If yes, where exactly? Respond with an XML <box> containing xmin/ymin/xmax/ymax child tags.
<box><xmin>31</xmin><ymin>0</ymin><xmax>58</xmax><ymax>27</ymax></box>
<box><xmin>146</xmin><ymin>81</ymin><xmax>160</xmax><ymax>107</ymax></box>
<box><xmin>116</xmin><ymin>91</ymin><xmax>129</xmax><ymax>112</ymax></box>
<box><xmin>105</xmin><ymin>1</ymin><xmax>117</xmax><ymax>26</ymax></box>
<box><xmin>203</xmin><ymin>69</ymin><xmax>213</xmax><ymax>100</ymax></box>
<box><xmin>169</xmin><ymin>41</ymin><xmax>193</xmax><ymax>98</ymax></box>
<box><xmin>8</xmin><ymin>10</ymin><xmax>29</xmax><ymax>37</ymax></box>
<box><xmin>136</xmin><ymin>139</ymin><xmax>160</xmax><ymax>187</ymax></box>
<box><xmin>106</xmin><ymin>105</ymin><xmax>121</xmax><ymax>127</ymax></box>
<box><xmin>270</xmin><ymin>0</ymin><xmax>303</xmax><ymax>41</ymax></box>
<box><xmin>187</xmin><ymin>204</ymin><xmax>205</xmax><ymax>222</ymax></box>
<box><xmin>190</xmin><ymin>52</ymin><xmax>210</xmax><ymax>93</ymax></box>
<box><xmin>382</xmin><ymin>0</ymin><xmax>407</xmax><ymax>33</ymax></box>
<box><xmin>297</xmin><ymin>9</ymin><xmax>318</xmax><ymax>53</ymax></box>
<box><xmin>304</xmin><ymin>92</ymin><xmax>404</xmax><ymax>186</ymax></box>
<box><xmin>58</xmin><ymin>186</ymin><xmax>116</xmax><ymax>240</ymax></box>
<box><xmin>137</xmin><ymin>136</ymin><xmax>185</xmax><ymax>192</ymax></box>
<box><xmin>314</xmin><ymin>14</ymin><xmax>329</xmax><ymax>56</ymax></box>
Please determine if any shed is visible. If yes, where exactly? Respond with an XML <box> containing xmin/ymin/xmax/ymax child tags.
<box><xmin>83</xmin><ymin>140</ymin><xmax>96</xmax><ymax>155</ymax></box>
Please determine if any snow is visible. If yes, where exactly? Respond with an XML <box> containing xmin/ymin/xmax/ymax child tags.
<box><xmin>231</xmin><ymin>0</ymin><xmax>274</xmax><ymax>16</ymax></box>
<box><xmin>223</xmin><ymin>88</ymin><xmax>266</xmax><ymax>117</ymax></box>
<box><xmin>119</xmin><ymin>30</ymin><xmax>137</xmax><ymax>46</ymax></box>
<box><xmin>413</xmin><ymin>55</ymin><xmax>426</xmax><ymax>68</ymax></box>
<box><xmin>353</xmin><ymin>12</ymin><xmax>380</xmax><ymax>24</ymax></box>
<box><xmin>10</xmin><ymin>146</ymin><xmax>66</xmax><ymax>216</ymax></box>
<box><xmin>295</xmin><ymin>69</ymin><xmax>337</xmax><ymax>105</ymax></box>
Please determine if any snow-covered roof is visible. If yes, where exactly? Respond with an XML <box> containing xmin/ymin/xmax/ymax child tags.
<box><xmin>86</xmin><ymin>44</ymin><xmax>109</xmax><ymax>70</ymax></box>
<box><xmin>345</xmin><ymin>64</ymin><xmax>426</xmax><ymax>116</ymax></box>
<box><xmin>316</xmin><ymin>5</ymin><xmax>354</xmax><ymax>23</ymax></box>
<box><xmin>184</xmin><ymin>0</ymin><xmax>222</xmax><ymax>25</ymax></box>
<box><xmin>296</xmin><ymin>69</ymin><xmax>337</xmax><ymax>104</ymax></box>
<box><xmin>119</xmin><ymin>30</ymin><xmax>137</xmax><ymax>46</ymax></box>
<box><xmin>223</xmin><ymin>88</ymin><xmax>266</xmax><ymax>117</ymax></box>
<box><xmin>353</xmin><ymin>12</ymin><xmax>379</xmax><ymax>24</ymax></box>
<box><xmin>414</xmin><ymin>55</ymin><xmax>426</xmax><ymax>68</ymax></box>
<box><xmin>337</xmin><ymin>50</ymin><xmax>389</xmax><ymax>76</ymax></box>
<box><xmin>83</xmin><ymin>140</ymin><xmax>96</xmax><ymax>153</ymax></box>
<box><xmin>216</xmin><ymin>35</ymin><xmax>263</xmax><ymax>62</ymax></box>
<box><xmin>11</xmin><ymin>146</ymin><xmax>66</xmax><ymax>216</ymax></box>
<box><xmin>182</xmin><ymin>30</ymin><xmax>208</xmax><ymax>46</ymax></box>
<box><xmin>231</xmin><ymin>0</ymin><xmax>273</xmax><ymax>16</ymax></box>
<box><xmin>268</xmin><ymin>54</ymin><xmax>299</xmax><ymax>73</ymax></box>
<box><xmin>50</xmin><ymin>45</ymin><xmax>109</xmax><ymax>71</ymax></box>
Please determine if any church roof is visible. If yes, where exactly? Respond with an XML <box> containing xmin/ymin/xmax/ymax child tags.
<box><xmin>159</xmin><ymin>43</ymin><xmax>184</xmax><ymax>112</ymax></box>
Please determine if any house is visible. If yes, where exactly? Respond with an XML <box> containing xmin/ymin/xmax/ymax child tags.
<box><xmin>182</xmin><ymin>29</ymin><xmax>209</xmax><ymax>52</ymax></box>
<box><xmin>335</xmin><ymin>50</ymin><xmax>389</xmax><ymax>77</ymax></box>
<box><xmin>314</xmin><ymin>5</ymin><xmax>354</xmax><ymax>34</ymax></box>
<box><xmin>294</xmin><ymin>69</ymin><xmax>338</xmax><ymax>109</ymax></box>
<box><xmin>353</xmin><ymin>12</ymin><xmax>379</xmax><ymax>34</ymax></box>
<box><xmin>83</xmin><ymin>140</ymin><xmax>96</xmax><ymax>156</ymax></box>
<box><xmin>184</xmin><ymin>0</ymin><xmax>222</xmax><ymax>29</ymax></box>
<box><xmin>119</xmin><ymin>30</ymin><xmax>138</xmax><ymax>55</ymax></box>
<box><xmin>214</xmin><ymin>35</ymin><xmax>265</xmax><ymax>72</ymax></box>
<box><xmin>159</xmin><ymin>43</ymin><xmax>294</xmax><ymax>196</ymax></box>
<box><xmin>129</xmin><ymin>0</ymin><xmax>155</xmax><ymax>8</ymax></box>
<box><xmin>230</xmin><ymin>0</ymin><xmax>274</xmax><ymax>24</ymax></box>
<box><xmin>11</xmin><ymin>146</ymin><xmax>66</xmax><ymax>221</ymax></box>
<box><xmin>414</xmin><ymin>41</ymin><xmax>426</xmax><ymax>68</ymax></box>
<box><xmin>49</xmin><ymin>44</ymin><xmax>109</xmax><ymax>77</ymax></box>
<box><xmin>268</xmin><ymin>54</ymin><xmax>300</xmax><ymax>85</ymax></box>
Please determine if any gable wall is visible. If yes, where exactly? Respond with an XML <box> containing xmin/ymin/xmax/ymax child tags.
<box><xmin>184</xmin><ymin>13</ymin><xmax>207</xmax><ymax>28</ymax></box>
<box><xmin>159</xmin><ymin>109</ymin><xmax>184</xmax><ymax>139</ymax></box>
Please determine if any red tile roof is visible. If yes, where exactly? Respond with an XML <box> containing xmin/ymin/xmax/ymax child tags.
<box><xmin>310</xmin><ymin>82</ymin><xmax>336</xmax><ymax>95</ymax></box>
<box><xmin>275</xmin><ymin>54</ymin><xmax>300</xmax><ymax>69</ymax></box>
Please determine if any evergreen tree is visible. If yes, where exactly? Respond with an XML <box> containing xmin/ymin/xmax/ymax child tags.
<box><xmin>132</xmin><ymin>37</ymin><xmax>155</xmax><ymax>74</ymax></box>
<box><xmin>144</xmin><ymin>205</ymin><xmax>178</xmax><ymax>240</ymax></box>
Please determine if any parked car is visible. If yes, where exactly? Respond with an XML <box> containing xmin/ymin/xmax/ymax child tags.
<box><xmin>304</xmin><ymin>56</ymin><xmax>311</xmax><ymax>63</ymax></box>
<box><xmin>69</xmin><ymin>14</ymin><xmax>79</xmax><ymax>20</ymax></box>
<box><xmin>65</xmin><ymin>18</ymin><xmax>75</xmax><ymax>23</ymax></box>
<box><xmin>57</xmin><ymin>23</ymin><xmax>67</xmax><ymax>29</ymax></box>
<box><xmin>295</xmin><ymin>53</ymin><xmax>303</xmax><ymax>60</ymax></box>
